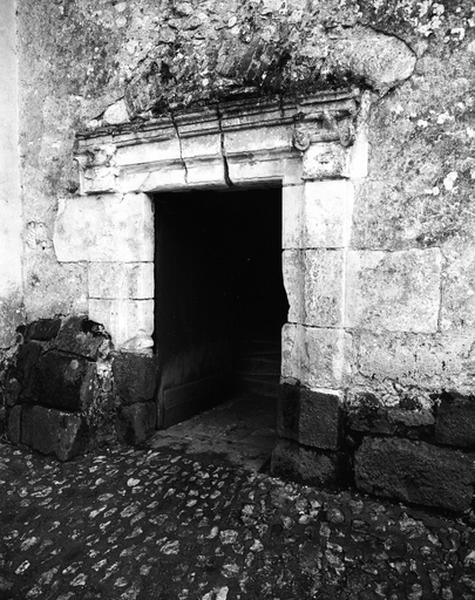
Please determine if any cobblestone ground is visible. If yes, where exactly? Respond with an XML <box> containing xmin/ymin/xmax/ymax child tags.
<box><xmin>0</xmin><ymin>441</ymin><xmax>474</xmax><ymax>600</ymax></box>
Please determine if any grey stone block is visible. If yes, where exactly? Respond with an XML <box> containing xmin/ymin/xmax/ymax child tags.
<box><xmin>16</xmin><ymin>341</ymin><xmax>44</xmax><ymax>401</ymax></box>
<box><xmin>113</xmin><ymin>352</ymin><xmax>158</xmax><ymax>405</ymax></box>
<box><xmin>348</xmin><ymin>395</ymin><xmax>435</xmax><ymax>441</ymax></box>
<box><xmin>117</xmin><ymin>401</ymin><xmax>156</xmax><ymax>445</ymax></box>
<box><xmin>277</xmin><ymin>383</ymin><xmax>341</xmax><ymax>450</ymax></box>
<box><xmin>271</xmin><ymin>438</ymin><xmax>342</xmax><ymax>486</ymax></box>
<box><xmin>6</xmin><ymin>406</ymin><xmax>22</xmax><ymax>444</ymax></box>
<box><xmin>355</xmin><ymin>437</ymin><xmax>474</xmax><ymax>513</ymax></box>
<box><xmin>34</xmin><ymin>350</ymin><xmax>96</xmax><ymax>412</ymax></box>
<box><xmin>23</xmin><ymin>318</ymin><xmax>61</xmax><ymax>342</ymax></box>
<box><xmin>21</xmin><ymin>406</ymin><xmax>87</xmax><ymax>461</ymax></box>
<box><xmin>435</xmin><ymin>392</ymin><xmax>475</xmax><ymax>449</ymax></box>
<box><xmin>55</xmin><ymin>315</ymin><xmax>110</xmax><ymax>360</ymax></box>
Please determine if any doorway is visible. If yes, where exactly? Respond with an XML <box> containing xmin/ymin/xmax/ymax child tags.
<box><xmin>153</xmin><ymin>186</ymin><xmax>288</xmax><ymax>457</ymax></box>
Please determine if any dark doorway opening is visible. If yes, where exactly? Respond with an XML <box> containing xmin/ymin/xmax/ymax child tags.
<box><xmin>153</xmin><ymin>186</ymin><xmax>287</xmax><ymax>465</ymax></box>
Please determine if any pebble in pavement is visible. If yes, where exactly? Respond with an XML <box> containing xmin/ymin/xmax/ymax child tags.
<box><xmin>0</xmin><ymin>442</ymin><xmax>474</xmax><ymax>600</ymax></box>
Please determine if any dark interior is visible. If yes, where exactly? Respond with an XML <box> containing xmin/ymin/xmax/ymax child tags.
<box><xmin>153</xmin><ymin>186</ymin><xmax>288</xmax><ymax>428</ymax></box>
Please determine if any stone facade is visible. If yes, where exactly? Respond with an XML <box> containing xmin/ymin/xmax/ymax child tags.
<box><xmin>0</xmin><ymin>1</ymin><xmax>474</xmax><ymax>511</ymax></box>
<box><xmin>5</xmin><ymin>316</ymin><xmax>160</xmax><ymax>457</ymax></box>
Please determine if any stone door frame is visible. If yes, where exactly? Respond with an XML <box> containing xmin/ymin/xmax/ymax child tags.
<box><xmin>53</xmin><ymin>89</ymin><xmax>369</xmax><ymax>400</ymax></box>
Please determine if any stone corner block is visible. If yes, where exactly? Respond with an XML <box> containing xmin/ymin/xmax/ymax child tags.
<box><xmin>116</xmin><ymin>401</ymin><xmax>156</xmax><ymax>445</ymax></box>
<box><xmin>21</xmin><ymin>406</ymin><xmax>88</xmax><ymax>461</ymax></box>
<box><xmin>282</xmin><ymin>324</ymin><xmax>351</xmax><ymax>389</ymax></box>
<box><xmin>283</xmin><ymin>249</ymin><xmax>344</xmax><ymax>327</ymax></box>
<box><xmin>89</xmin><ymin>299</ymin><xmax>153</xmax><ymax>348</ymax></box>
<box><xmin>277</xmin><ymin>383</ymin><xmax>342</xmax><ymax>450</ymax></box>
<box><xmin>302</xmin><ymin>142</ymin><xmax>348</xmax><ymax>180</ymax></box>
<box><xmin>271</xmin><ymin>438</ymin><xmax>343</xmax><ymax>487</ymax></box>
<box><xmin>355</xmin><ymin>437</ymin><xmax>474</xmax><ymax>513</ymax></box>
<box><xmin>88</xmin><ymin>262</ymin><xmax>154</xmax><ymax>300</ymax></box>
<box><xmin>113</xmin><ymin>351</ymin><xmax>158</xmax><ymax>405</ymax></box>
<box><xmin>283</xmin><ymin>180</ymin><xmax>354</xmax><ymax>249</ymax></box>
<box><xmin>54</xmin><ymin>193</ymin><xmax>154</xmax><ymax>262</ymax></box>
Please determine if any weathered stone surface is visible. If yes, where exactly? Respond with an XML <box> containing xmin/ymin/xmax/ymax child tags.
<box><xmin>282</xmin><ymin>324</ymin><xmax>351</xmax><ymax>389</ymax></box>
<box><xmin>353</xmin><ymin>330</ymin><xmax>475</xmax><ymax>400</ymax></box>
<box><xmin>34</xmin><ymin>351</ymin><xmax>95</xmax><ymax>412</ymax></box>
<box><xmin>277</xmin><ymin>384</ymin><xmax>341</xmax><ymax>450</ymax></box>
<box><xmin>0</xmin><ymin>0</ymin><xmax>22</xmax><ymax>348</ymax></box>
<box><xmin>88</xmin><ymin>262</ymin><xmax>154</xmax><ymax>300</ymax></box>
<box><xmin>302</xmin><ymin>143</ymin><xmax>348</xmax><ymax>180</ymax></box>
<box><xmin>283</xmin><ymin>181</ymin><xmax>354</xmax><ymax>250</ymax></box>
<box><xmin>6</xmin><ymin>405</ymin><xmax>22</xmax><ymax>444</ymax></box>
<box><xmin>53</xmin><ymin>193</ymin><xmax>154</xmax><ymax>263</ymax></box>
<box><xmin>355</xmin><ymin>437</ymin><xmax>474</xmax><ymax>512</ymax></box>
<box><xmin>88</xmin><ymin>298</ymin><xmax>154</xmax><ymax>348</ymax></box>
<box><xmin>348</xmin><ymin>395</ymin><xmax>435</xmax><ymax>440</ymax></box>
<box><xmin>113</xmin><ymin>352</ymin><xmax>158</xmax><ymax>405</ymax></box>
<box><xmin>345</xmin><ymin>249</ymin><xmax>442</xmax><ymax>333</ymax></box>
<box><xmin>117</xmin><ymin>401</ymin><xmax>156</xmax><ymax>445</ymax></box>
<box><xmin>440</xmin><ymin>238</ymin><xmax>475</xmax><ymax>331</ymax></box>
<box><xmin>271</xmin><ymin>438</ymin><xmax>343</xmax><ymax>487</ymax></box>
<box><xmin>4</xmin><ymin>377</ymin><xmax>20</xmax><ymax>407</ymax></box>
<box><xmin>283</xmin><ymin>249</ymin><xmax>344</xmax><ymax>327</ymax></box>
<box><xmin>16</xmin><ymin>341</ymin><xmax>44</xmax><ymax>401</ymax></box>
<box><xmin>22</xmin><ymin>255</ymin><xmax>88</xmax><ymax>322</ymax></box>
<box><xmin>23</xmin><ymin>318</ymin><xmax>61</xmax><ymax>341</ymax></box>
<box><xmin>55</xmin><ymin>316</ymin><xmax>110</xmax><ymax>360</ymax></box>
<box><xmin>21</xmin><ymin>406</ymin><xmax>87</xmax><ymax>461</ymax></box>
<box><xmin>102</xmin><ymin>98</ymin><xmax>129</xmax><ymax>125</ymax></box>
<box><xmin>435</xmin><ymin>392</ymin><xmax>475</xmax><ymax>449</ymax></box>
<box><xmin>327</xmin><ymin>25</ymin><xmax>415</xmax><ymax>90</ymax></box>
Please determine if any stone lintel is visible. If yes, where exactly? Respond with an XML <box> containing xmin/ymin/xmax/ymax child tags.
<box><xmin>75</xmin><ymin>92</ymin><xmax>362</xmax><ymax>194</ymax></box>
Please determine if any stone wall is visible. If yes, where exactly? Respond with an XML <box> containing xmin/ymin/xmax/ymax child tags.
<box><xmin>10</xmin><ymin>1</ymin><xmax>475</xmax><ymax>509</ymax></box>
<box><xmin>17</xmin><ymin>0</ymin><xmax>475</xmax><ymax>402</ymax></box>
<box><xmin>4</xmin><ymin>316</ymin><xmax>158</xmax><ymax>458</ymax></box>
<box><xmin>0</xmin><ymin>0</ymin><xmax>23</xmax><ymax>347</ymax></box>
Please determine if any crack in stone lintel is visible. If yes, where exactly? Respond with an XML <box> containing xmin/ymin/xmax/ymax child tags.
<box><xmin>215</xmin><ymin>103</ymin><xmax>233</xmax><ymax>188</ymax></box>
<box><xmin>170</xmin><ymin>110</ymin><xmax>189</xmax><ymax>185</ymax></box>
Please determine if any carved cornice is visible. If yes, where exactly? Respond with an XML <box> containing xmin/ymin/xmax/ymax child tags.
<box><xmin>74</xmin><ymin>89</ymin><xmax>366</xmax><ymax>194</ymax></box>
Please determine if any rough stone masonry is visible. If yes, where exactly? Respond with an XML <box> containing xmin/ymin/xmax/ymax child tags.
<box><xmin>0</xmin><ymin>0</ymin><xmax>475</xmax><ymax>513</ymax></box>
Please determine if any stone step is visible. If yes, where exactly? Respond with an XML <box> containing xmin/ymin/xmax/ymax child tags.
<box><xmin>237</xmin><ymin>376</ymin><xmax>280</xmax><ymax>398</ymax></box>
<box><xmin>237</xmin><ymin>356</ymin><xmax>281</xmax><ymax>375</ymax></box>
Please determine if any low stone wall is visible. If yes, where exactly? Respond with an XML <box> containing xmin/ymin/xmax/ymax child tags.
<box><xmin>3</xmin><ymin>316</ymin><xmax>159</xmax><ymax>459</ymax></box>
<box><xmin>271</xmin><ymin>384</ymin><xmax>475</xmax><ymax>513</ymax></box>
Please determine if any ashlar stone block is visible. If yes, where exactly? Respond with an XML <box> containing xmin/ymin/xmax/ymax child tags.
<box><xmin>302</xmin><ymin>142</ymin><xmax>348</xmax><ymax>180</ymax></box>
<box><xmin>354</xmin><ymin>330</ymin><xmax>475</xmax><ymax>395</ymax></box>
<box><xmin>116</xmin><ymin>401</ymin><xmax>156</xmax><ymax>445</ymax></box>
<box><xmin>89</xmin><ymin>298</ymin><xmax>154</xmax><ymax>348</ymax></box>
<box><xmin>277</xmin><ymin>383</ymin><xmax>342</xmax><ymax>450</ymax></box>
<box><xmin>283</xmin><ymin>181</ymin><xmax>354</xmax><ymax>249</ymax></box>
<box><xmin>282</xmin><ymin>323</ymin><xmax>351</xmax><ymax>389</ymax></box>
<box><xmin>345</xmin><ymin>249</ymin><xmax>442</xmax><ymax>333</ymax></box>
<box><xmin>113</xmin><ymin>352</ymin><xmax>158</xmax><ymax>405</ymax></box>
<box><xmin>88</xmin><ymin>262</ymin><xmax>154</xmax><ymax>300</ymax></box>
<box><xmin>283</xmin><ymin>249</ymin><xmax>344</xmax><ymax>327</ymax></box>
<box><xmin>271</xmin><ymin>438</ymin><xmax>343</xmax><ymax>486</ymax></box>
<box><xmin>53</xmin><ymin>193</ymin><xmax>154</xmax><ymax>263</ymax></box>
<box><xmin>21</xmin><ymin>406</ymin><xmax>87</xmax><ymax>461</ymax></box>
<box><xmin>355</xmin><ymin>437</ymin><xmax>474</xmax><ymax>512</ymax></box>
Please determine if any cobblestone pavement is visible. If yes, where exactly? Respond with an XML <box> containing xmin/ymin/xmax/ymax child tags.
<box><xmin>0</xmin><ymin>440</ymin><xmax>474</xmax><ymax>600</ymax></box>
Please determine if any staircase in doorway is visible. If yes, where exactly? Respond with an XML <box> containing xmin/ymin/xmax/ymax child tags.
<box><xmin>235</xmin><ymin>338</ymin><xmax>281</xmax><ymax>399</ymax></box>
